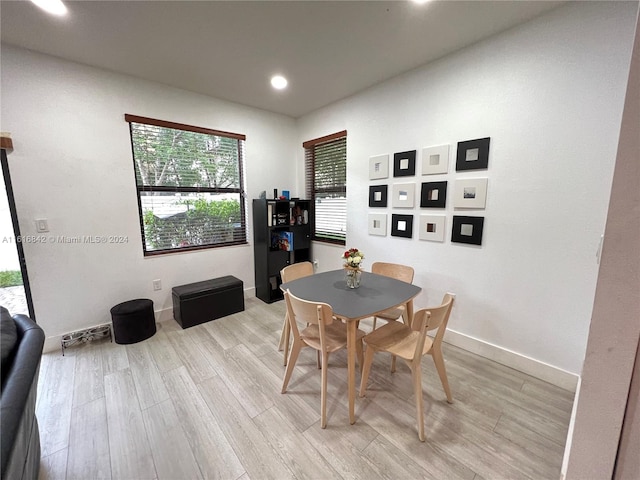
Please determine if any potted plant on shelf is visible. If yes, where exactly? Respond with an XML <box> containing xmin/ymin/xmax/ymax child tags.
<box><xmin>343</xmin><ymin>248</ymin><xmax>364</xmax><ymax>289</ymax></box>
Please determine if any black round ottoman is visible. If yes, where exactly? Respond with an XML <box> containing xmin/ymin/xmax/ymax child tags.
<box><xmin>110</xmin><ymin>299</ymin><xmax>156</xmax><ymax>344</ymax></box>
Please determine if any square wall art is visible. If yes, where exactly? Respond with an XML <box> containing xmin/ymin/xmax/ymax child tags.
<box><xmin>421</xmin><ymin>144</ymin><xmax>450</xmax><ymax>175</ymax></box>
<box><xmin>419</xmin><ymin>215</ymin><xmax>446</xmax><ymax>242</ymax></box>
<box><xmin>453</xmin><ymin>178</ymin><xmax>488</xmax><ymax>209</ymax></box>
<box><xmin>451</xmin><ymin>215</ymin><xmax>484</xmax><ymax>245</ymax></box>
<box><xmin>369</xmin><ymin>185</ymin><xmax>388</xmax><ymax>207</ymax></box>
<box><xmin>391</xmin><ymin>183</ymin><xmax>415</xmax><ymax>208</ymax></box>
<box><xmin>393</xmin><ymin>150</ymin><xmax>416</xmax><ymax>177</ymax></box>
<box><xmin>369</xmin><ymin>154</ymin><xmax>389</xmax><ymax>180</ymax></box>
<box><xmin>368</xmin><ymin>214</ymin><xmax>387</xmax><ymax>236</ymax></box>
<box><xmin>391</xmin><ymin>214</ymin><xmax>414</xmax><ymax>238</ymax></box>
<box><xmin>420</xmin><ymin>181</ymin><xmax>447</xmax><ymax>208</ymax></box>
<box><xmin>456</xmin><ymin>137</ymin><xmax>490</xmax><ymax>171</ymax></box>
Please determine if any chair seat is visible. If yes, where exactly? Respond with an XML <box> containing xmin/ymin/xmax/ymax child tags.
<box><xmin>375</xmin><ymin>306</ymin><xmax>405</xmax><ymax>322</ymax></box>
<box><xmin>301</xmin><ymin>323</ymin><xmax>366</xmax><ymax>353</ymax></box>
<box><xmin>363</xmin><ymin>321</ymin><xmax>433</xmax><ymax>361</ymax></box>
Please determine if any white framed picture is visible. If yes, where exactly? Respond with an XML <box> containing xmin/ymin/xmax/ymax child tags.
<box><xmin>418</xmin><ymin>215</ymin><xmax>446</xmax><ymax>242</ymax></box>
<box><xmin>391</xmin><ymin>183</ymin><xmax>415</xmax><ymax>208</ymax></box>
<box><xmin>453</xmin><ymin>178</ymin><xmax>488</xmax><ymax>209</ymax></box>
<box><xmin>368</xmin><ymin>213</ymin><xmax>387</xmax><ymax>236</ymax></box>
<box><xmin>421</xmin><ymin>144</ymin><xmax>450</xmax><ymax>175</ymax></box>
<box><xmin>369</xmin><ymin>154</ymin><xmax>389</xmax><ymax>180</ymax></box>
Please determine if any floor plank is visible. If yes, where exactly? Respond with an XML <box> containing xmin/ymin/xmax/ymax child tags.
<box><xmin>104</xmin><ymin>369</ymin><xmax>156</xmax><ymax>480</ymax></box>
<box><xmin>141</xmin><ymin>399</ymin><xmax>203</xmax><ymax>480</ymax></box>
<box><xmin>162</xmin><ymin>366</ymin><xmax>244</xmax><ymax>479</ymax></box>
<box><xmin>66</xmin><ymin>397</ymin><xmax>111</xmax><ymax>479</ymax></box>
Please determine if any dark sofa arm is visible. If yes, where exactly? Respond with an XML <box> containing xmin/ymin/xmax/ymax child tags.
<box><xmin>1</xmin><ymin>314</ymin><xmax>45</xmax><ymax>479</ymax></box>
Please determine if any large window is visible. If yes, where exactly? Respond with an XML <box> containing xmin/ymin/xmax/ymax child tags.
<box><xmin>304</xmin><ymin>131</ymin><xmax>347</xmax><ymax>244</ymax></box>
<box><xmin>126</xmin><ymin>114</ymin><xmax>247</xmax><ymax>255</ymax></box>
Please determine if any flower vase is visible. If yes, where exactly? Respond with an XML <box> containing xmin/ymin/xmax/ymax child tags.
<box><xmin>344</xmin><ymin>267</ymin><xmax>362</xmax><ymax>289</ymax></box>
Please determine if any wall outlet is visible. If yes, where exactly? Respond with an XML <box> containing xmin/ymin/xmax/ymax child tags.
<box><xmin>153</xmin><ymin>279</ymin><xmax>162</xmax><ymax>291</ymax></box>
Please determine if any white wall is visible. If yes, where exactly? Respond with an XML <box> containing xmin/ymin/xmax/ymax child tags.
<box><xmin>298</xmin><ymin>1</ymin><xmax>637</xmax><ymax>378</ymax></box>
<box><xmin>0</xmin><ymin>46</ymin><xmax>298</xmax><ymax>347</ymax></box>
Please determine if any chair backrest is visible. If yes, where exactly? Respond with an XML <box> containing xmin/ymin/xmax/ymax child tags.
<box><xmin>412</xmin><ymin>293</ymin><xmax>455</xmax><ymax>347</ymax></box>
<box><xmin>281</xmin><ymin>261</ymin><xmax>314</xmax><ymax>283</ymax></box>
<box><xmin>371</xmin><ymin>262</ymin><xmax>414</xmax><ymax>284</ymax></box>
<box><xmin>284</xmin><ymin>289</ymin><xmax>335</xmax><ymax>341</ymax></box>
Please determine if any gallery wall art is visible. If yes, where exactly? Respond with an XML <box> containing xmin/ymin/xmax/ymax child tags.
<box><xmin>456</xmin><ymin>137</ymin><xmax>490</xmax><ymax>171</ymax></box>
<box><xmin>419</xmin><ymin>215</ymin><xmax>446</xmax><ymax>242</ymax></box>
<box><xmin>453</xmin><ymin>178</ymin><xmax>488</xmax><ymax>209</ymax></box>
<box><xmin>369</xmin><ymin>135</ymin><xmax>490</xmax><ymax>245</ymax></box>
<box><xmin>368</xmin><ymin>213</ymin><xmax>387</xmax><ymax>236</ymax></box>
<box><xmin>369</xmin><ymin>154</ymin><xmax>389</xmax><ymax>180</ymax></box>
<box><xmin>420</xmin><ymin>181</ymin><xmax>447</xmax><ymax>208</ymax></box>
<box><xmin>391</xmin><ymin>214</ymin><xmax>414</xmax><ymax>238</ymax></box>
<box><xmin>369</xmin><ymin>185</ymin><xmax>388</xmax><ymax>207</ymax></box>
<box><xmin>422</xmin><ymin>144</ymin><xmax>450</xmax><ymax>175</ymax></box>
<box><xmin>393</xmin><ymin>150</ymin><xmax>416</xmax><ymax>177</ymax></box>
<box><xmin>392</xmin><ymin>183</ymin><xmax>415</xmax><ymax>208</ymax></box>
<box><xmin>451</xmin><ymin>215</ymin><xmax>484</xmax><ymax>245</ymax></box>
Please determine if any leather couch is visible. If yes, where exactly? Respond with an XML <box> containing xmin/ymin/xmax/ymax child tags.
<box><xmin>1</xmin><ymin>306</ymin><xmax>45</xmax><ymax>480</ymax></box>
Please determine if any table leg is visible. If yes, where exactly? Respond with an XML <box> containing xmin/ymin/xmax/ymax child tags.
<box><xmin>406</xmin><ymin>299</ymin><xmax>415</xmax><ymax>329</ymax></box>
<box><xmin>347</xmin><ymin>319</ymin><xmax>356</xmax><ymax>424</ymax></box>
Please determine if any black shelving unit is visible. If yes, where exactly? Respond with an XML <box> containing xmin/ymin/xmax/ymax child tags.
<box><xmin>252</xmin><ymin>198</ymin><xmax>312</xmax><ymax>303</ymax></box>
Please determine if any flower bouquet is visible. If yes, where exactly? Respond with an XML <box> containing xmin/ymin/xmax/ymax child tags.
<box><xmin>342</xmin><ymin>248</ymin><xmax>364</xmax><ymax>288</ymax></box>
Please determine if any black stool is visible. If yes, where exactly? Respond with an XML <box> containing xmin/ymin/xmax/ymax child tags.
<box><xmin>110</xmin><ymin>298</ymin><xmax>156</xmax><ymax>344</ymax></box>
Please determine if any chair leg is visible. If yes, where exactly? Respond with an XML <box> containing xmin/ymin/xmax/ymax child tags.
<box><xmin>278</xmin><ymin>314</ymin><xmax>287</xmax><ymax>351</ymax></box>
<box><xmin>411</xmin><ymin>362</ymin><xmax>425</xmax><ymax>442</ymax></box>
<box><xmin>391</xmin><ymin>354</ymin><xmax>397</xmax><ymax>373</ymax></box>
<box><xmin>283</xmin><ymin>323</ymin><xmax>291</xmax><ymax>366</ymax></box>
<box><xmin>320</xmin><ymin>350</ymin><xmax>328</xmax><ymax>428</ymax></box>
<box><xmin>317</xmin><ymin>350</ymin><xmax>321</xmax><ymax>369</ymax></box>
<box><xmin>278</xmin><ymin>312</ymin><xmax>292</xmax><ymax>367</ymax></box>
<box><xmin>359</xmin><ymin>346</ymin><xmax>376</xmax><ymax>397</ymax></box>
<box><xmin>431</xmin><ymin>348</ymin><xmax>453</xmax><ymax>403</ymax></box>
<box><xmin>356</xmin><ymin>339</ymin><xmax>364</xmax><ymax>373</ymax></box>
<box><xmin>281</xmin><ymin>340</ymin><xmax>303</xmax><ymax>393</ymax></box>
<box><xmin>372</xmin><ymin>316</ymin><xmax>377</xmax><ymax>331</ymax></box>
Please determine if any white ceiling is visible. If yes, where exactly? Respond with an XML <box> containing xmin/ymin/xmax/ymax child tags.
<box><xmin>0</xmin><ymin>1</ymin><xmax>564</xmax><ymax>118</ymax></box>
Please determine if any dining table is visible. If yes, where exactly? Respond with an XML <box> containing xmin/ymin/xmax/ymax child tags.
<box><xmin>280</xmin><ymin>268</ymin><xmax>422</xmax><ymax>424</ymax></box>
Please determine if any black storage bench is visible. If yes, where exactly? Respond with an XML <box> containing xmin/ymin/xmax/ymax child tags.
<box><xmin>172</xmin><ymin>276</ymin><xmax>244</xmax><ymax>329</ymax></box>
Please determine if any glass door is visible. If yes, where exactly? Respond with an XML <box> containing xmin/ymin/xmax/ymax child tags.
<box><xmin>1</xmin><ymin>147</ymin><xmax>35</xmax><ymax>318</ymax></box>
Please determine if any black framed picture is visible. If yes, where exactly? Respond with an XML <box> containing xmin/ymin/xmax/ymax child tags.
<box><xmin>369</xmin><ymin>185</ymin><xmax>388</xmax><ymax>207</ymax></box>
<box><xmin>393</xmin><ymin>150</ymin><xmax>416</xmax><ymax>177</ymax></box>
<box><xmin>420</xmin><ymin>181</ymin><xmax>447</xmax><ymax>208</ymax></box>
<box><xmin>451</xmin><ymin>215</ymin><xmax>484</xmax><ymax>245</ymax></box>
<box><xmin>391</xmin><ymin>214</ymin><xmax>413</xmax><ymax>238</ymax></box>
<box><xmin>456</xmin><ymin>137</ymin><xmax>490</xmax><ymax>171</ymax></box>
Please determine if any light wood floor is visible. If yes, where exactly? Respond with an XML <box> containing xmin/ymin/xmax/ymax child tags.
<box><xmin>36</xmin><ymin>297</ymin><xmax>574</xmax><ymax>480</ymax></box>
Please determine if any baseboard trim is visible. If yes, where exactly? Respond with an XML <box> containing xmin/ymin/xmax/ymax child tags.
<box><xmin>445</xmin><ymin>328</ymin><xmax>579</xmax><ymax>392</ymax></box>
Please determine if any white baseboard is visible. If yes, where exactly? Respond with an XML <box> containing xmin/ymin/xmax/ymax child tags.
<box><xmin>444</xmin><ymin>328</ymin><xmax>579</xmax><ymax>392</ymax></box>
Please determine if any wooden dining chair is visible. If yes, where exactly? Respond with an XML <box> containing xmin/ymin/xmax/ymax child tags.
<box><xmin>370</xmin><ymin>262</ymin><xmax>415</xmax><ymax>330</ymax></box>
<box><xmin>359</xmin><ymin>293</ymin><xmax>455</xmax><ymax>441</ymax></box>
<box><xmin>281</xmin><ymin>289</ymin><xmax>365</xmax><ymax>428</ymax></box>
<box><xmin>278</xmin><ymin>261</ymin><xmax>314</xmax><ymax>365</ymax></box>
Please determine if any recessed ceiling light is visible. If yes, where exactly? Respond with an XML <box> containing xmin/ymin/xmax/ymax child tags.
<box><xmin>30</xmin><ymin>0</ymin><xmax>68</xmax><ymax>16</ymax></box>
<box><xmin>271</xmin><ymin>75</ymin><xmax>288</xmax><ymax>90</ymax></box>
<box><xmin>411</xmin><ymin>0</ymin><xmax>431</xmax><ymax>4</ymax></box>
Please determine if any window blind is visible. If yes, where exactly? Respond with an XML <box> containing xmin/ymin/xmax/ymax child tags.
<box><xmin>126</xmin><ymin>114</ymin><xmax>247</xmax><ymax>255</ymax></box>
<box><xmin>304</xmin><ymin>131</ymin><xmax>347</xmax><ymax>244</ymax></box>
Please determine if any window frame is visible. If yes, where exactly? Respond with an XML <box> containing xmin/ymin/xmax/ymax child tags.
<box><xmin>304</xmin><ymin>130</ymin><xmax>347</xmax><ymax>245</ymax></box>
<box><xmin>125</xmin><ymin>114</ymin><xmax>248</xmax><ymax>256</ymax></box>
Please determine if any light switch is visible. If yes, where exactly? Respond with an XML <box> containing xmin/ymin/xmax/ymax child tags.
<box><xmin>36</xmin><ymin>218</ymin><xmax>49</xmax><ymax>233</ymax></box>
